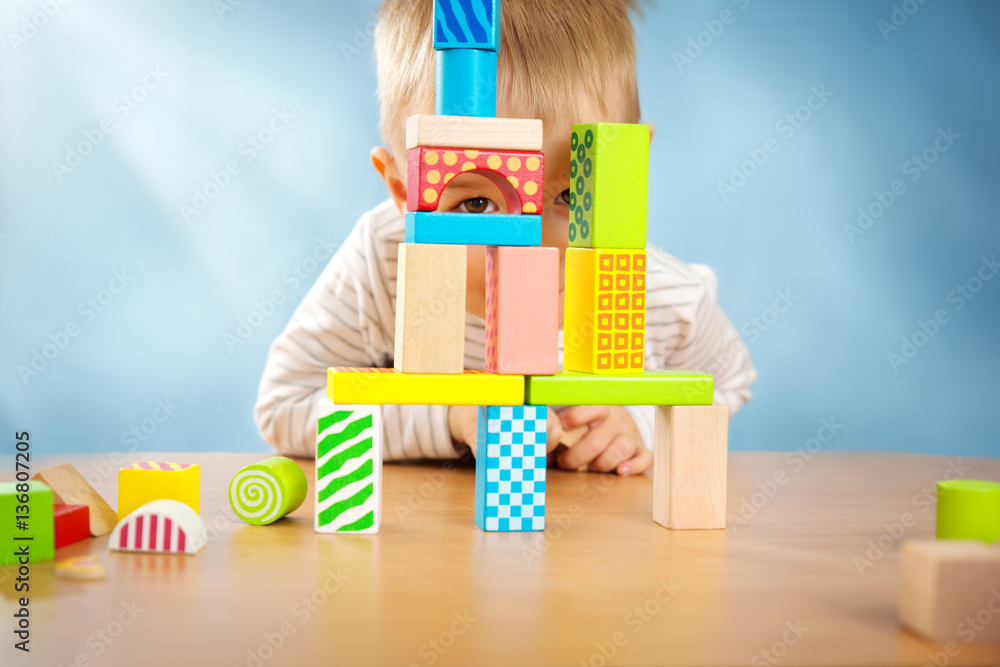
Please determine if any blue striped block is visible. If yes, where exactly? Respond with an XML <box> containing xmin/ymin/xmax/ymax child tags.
<box><xmin>434</xmin><ymin>0</ymin><xmax>500</xmax><ymax>51</ymax></box>
<box><xmin>475</xmin><ymin>405</ymin><xmax>547</xmax><ymax>532</ymax></box>
<box><xmin>405</xmin><ymin>212</ymin><xmax>541</xmax><ymax>246</ymax></box>
<box><xmin>436</xmin><ymin>48</ymin><xmax>497</xmax><ymax>118</ymax></box>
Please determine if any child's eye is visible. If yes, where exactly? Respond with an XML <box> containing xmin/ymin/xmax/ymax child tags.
<box><xmin>556</xmin><ymin>189</ymin><xmax>571</xmax><ymax>205</ymax></box>
<box><xmin>455</xmin><ymin>197</ymin><xmax>499</xmax><ymax>214</ymax></box>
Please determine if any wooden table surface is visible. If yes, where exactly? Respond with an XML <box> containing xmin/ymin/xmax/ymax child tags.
<box><xmin>3</xmin><ymin>452</ymin><xmax>1000</xmax><ymax>667</ymax></box>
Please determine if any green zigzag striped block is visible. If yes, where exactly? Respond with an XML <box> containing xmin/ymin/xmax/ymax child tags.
<box><xmin>315</xmin><ymin>399</ymin><xmax>382</xmax><ymax>534</ymax></box>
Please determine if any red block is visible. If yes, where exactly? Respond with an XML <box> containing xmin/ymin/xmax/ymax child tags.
<box><xmin>486</xmin><ymin>246</ymin><xmax>559</xmax><ymax>375</ymax></box>
<box><xmin>407</xmin><ymin>146</ymin><xmax>545</xmax><ymax>214</ymax></box>
<box><xmin>53</xmin><ymin>504</ymin><xmax>90</xmax><ymax>549</ymax></box>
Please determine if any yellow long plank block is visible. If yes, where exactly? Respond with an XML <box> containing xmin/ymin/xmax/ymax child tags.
<box><xmin>328</xmin><ymin>368</ymin><xmax>524</xmax><ymax>405</ymax></box>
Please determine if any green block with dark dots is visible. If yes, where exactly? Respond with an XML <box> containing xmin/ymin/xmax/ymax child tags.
<box><xmin>569</xmin><ymin>123</ymin><xmax>649</xmax><ymax>249</ymax></box>
<box><xmin>0</xmin><ymin>481</ymin><xmax>54</xmax><ymax>565</ymax></box>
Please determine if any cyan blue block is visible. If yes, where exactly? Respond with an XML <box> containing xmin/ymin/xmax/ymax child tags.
<box><xmin>405</xmin><ymin>212</ymin><xmax>541</xmax><ymax>246</ymax></box>
<box><xmin>436</xmin><ymin>48</ymin><xmax>497</xmax><ymax>118</ymax></box>
<box><xmin>434</xmin><ymin>0</ymin><xmax>500</xmax><ymax>51</ymax></box>
<box><xmin>475</xmin><ymin>405</ymin><xmax>547</xmax><ymax>532</ymax></box>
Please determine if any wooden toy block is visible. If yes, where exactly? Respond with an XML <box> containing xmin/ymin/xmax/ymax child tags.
<box><xmin>32</xmin><ymin>463</ymin><xmax>117</xmax><ymax>536</ymax></box>
<box><xmin>394</xmin><ymin>243</ymin><xmax>467</xmax><ymax>374</ymax></box>
<box><xmin>406</xmin><ymin>146</ymin><xmax>545</xmax><ymax>214</ymax></box>
<box><xmin>406</xmin><ymin>114</ymin><xmax>543</xmax><ymax>151</ymax></box>
<box><xmin>653</xmin><ymin>405</ymin><xmax>728</xmax><ymax>530</ymax></box>
<box><xmin>475</xmin><ymin>405</ymin><xmax>547</xmax><ymax>531</ymax></box>
<box><xmin>329</xmin><ymin>367</ymin><xmax>524</xmax><ymax>405</ymax></box>
<box><xmin>564</xmin><ymin>248</ymin><xmax>647</xmax><ymax>374</ymax></box>
<box><xmin>434</xmin><ymin>0</ymin><xmax>500</xmax><ymax>51</ymax></box>
<box><xmin>486</xmin><ymin>246</ymin><xmax>559</xmax><ymax>375</ymax></box>
<box><xmin>569</xmin><ymin>123</ymin><xmax>649</xmax><ymax>249</ymax></box>
<box><xmin>405</xmin><ymin>212</ymin><xmax>541</xmax><ymax>246</ymax></box>
<box><xmin>525</xmin><ymin>370</ymin><xmax>713</xmax><ymax>406</ymax></box>
<box><xmin>53</xmin><ymin>504</ymin><xmax>90</xmax><ymax>548</ymax></box>
<box><xmin>229</xmin><ymin>456</ymin><xmax>308</xmax><ymax>526</ymax></box>
<box><xmin>117</xmin><ymin>462</ymin><xmax>200</xmax><ymax>520</ymax></box>
<box><xmin>315</xmin><ymin>399</ymin><xmax>382</xmax><ymax>534</ymax></box>
<box><xmin>436</xmin><ymin>48</ymin><xmax>497</xmax><ymax>117</ymax></box>
<box><xmin>54</xmin><ymin>555</ymin><xmax>106</xmax><ymax>580</ymax></box>
<box><xmin>936</xmin><ymin>480</ymin><xmax>1000</xmax><ymax>544</ymax></box>
<box><xmin>109</xmin><ymin>499</ymin><xmax>207</xmax><ymax>554</ymax></box>
<box><xmin>899</xmin><ymin>540</ymin><xmax>1000</xmax><ymax>643</ymax></box>
<box><xmin>0</xmin><ymin>481</ymin><xmax>54</xmax><ymax>564</ymax></box>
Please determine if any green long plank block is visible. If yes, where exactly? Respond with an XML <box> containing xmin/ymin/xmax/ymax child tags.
<box><xmin>525</xmin><ymin>371</ymin><xmax>713</xmax><ymax>406</ymax></box>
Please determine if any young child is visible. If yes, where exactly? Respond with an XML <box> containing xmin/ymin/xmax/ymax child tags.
<box><xmin>254</xmin><ymin>0</ymin><xmax>757</xmax><ymax>475</ymax></box>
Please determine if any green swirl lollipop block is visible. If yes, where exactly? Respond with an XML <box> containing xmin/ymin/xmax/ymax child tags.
<box><xmin>229</xmin><ymin>457</ymin><xmax>307</xmax><ymax>526</ymax></box>
<box><xmin>936</xmin><ymin>480</ymin><xmax>1000</xmax><ymax>544</ymax></box>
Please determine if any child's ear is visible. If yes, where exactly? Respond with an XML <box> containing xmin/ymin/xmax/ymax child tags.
<box><xmin>646</xmin><ymin>122</ymin><xmax>655</xmax><ymax>144</ymax></box>
<box><xmin>371</xmin><ymin>147</ymin><xmax>408</xmax><ymax>217</ymax></box>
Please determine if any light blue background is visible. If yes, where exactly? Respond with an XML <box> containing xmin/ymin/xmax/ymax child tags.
<box><xmin>1</xmin><ymin>1</ymin><xmax>997</xmax><ymax>458</ymax></box>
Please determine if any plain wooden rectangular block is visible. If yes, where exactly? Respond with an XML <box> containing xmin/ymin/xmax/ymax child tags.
<box><xmin>653</xmin><ymin>405</ymin><xmax>728</xmax><ymax>530</ymax></box>
<box><xmin>406</xmin><ymin>114</ymin><xmax>543</xmax><ymax>151</ymax></box>
<box><xmin>900</xmin><ymin>540</ymin><xmax>1000</xmax><ymax>644</ymax></box>
<box><xmin>33</xmin><ymin>463</ymin><xmax>118</xmax><ymax>536</ymax></box>
<box><xmin>394</xmin><ymin>243</ymin><xmax>467</xmax><ymax>374</ymax></box>
<box><xmin>486</xmin><ymin>246</ymin><xmax>559</xmax><ymax>375</ymax></box>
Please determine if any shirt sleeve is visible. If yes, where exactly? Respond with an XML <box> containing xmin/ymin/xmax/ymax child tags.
<box><xmin>253</xmin><ymin>204</ymin><xmax>460</xmax><ymax>461</ymax></box>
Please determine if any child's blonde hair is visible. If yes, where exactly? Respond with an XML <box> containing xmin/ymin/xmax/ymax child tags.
<box><xmin>374</xmin><ymin>0</ymin><xmax>641</xmax><ymax>175</ymax></box>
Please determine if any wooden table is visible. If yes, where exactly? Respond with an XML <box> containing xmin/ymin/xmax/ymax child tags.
<box><xmin>4</xmin><ymin>452</ymin><xmax>1000</xmax><ymax>667</ymax></box>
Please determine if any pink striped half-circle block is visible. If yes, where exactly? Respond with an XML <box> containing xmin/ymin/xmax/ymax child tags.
<box><xmin>109</xmin><ymin>500</ymin><xmax>207</xmax><ymax>555</ymax></box>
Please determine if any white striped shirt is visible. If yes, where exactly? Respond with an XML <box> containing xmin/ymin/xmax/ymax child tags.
<box><xmin>254</xmin><ymin>199</ymin><xmax>757</xmax><ymax>460</ymax></box>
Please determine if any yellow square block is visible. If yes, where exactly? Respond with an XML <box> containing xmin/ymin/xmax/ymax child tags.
<box><xmin>564</xmin><ymin>248</ymin><xmax>646</xmax><ymax>374</ymax></box>
<box><xmin>118</xmin><ymin>462</ymin><xmax>200</xmax><ymax>519</ymax></box>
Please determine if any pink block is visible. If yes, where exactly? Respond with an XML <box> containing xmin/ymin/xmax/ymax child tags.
<box><xmin>486</xmin><ymin>246</ymin><xmax>559</xmax><ymax>375</ymax></box>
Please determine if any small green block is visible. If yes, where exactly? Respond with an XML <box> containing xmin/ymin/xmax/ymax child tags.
<box><xmin>1</xmin><ymin>481</ymin><xmax>54</xmax><ymax>565</ymax></box>
<box><xmin>936</xmin><ymin>479</ymin><xmax>1000</xmax><ymax>544</ymax></box>
<box><xmin>569</xmin><ymin>123</ymin><xmax>649</xmax><ymax>249</ymax></box>
<box><xmin>525</xmin><ymin>370</ymin><xmax>713</xmax><ymax>406</ymax></box>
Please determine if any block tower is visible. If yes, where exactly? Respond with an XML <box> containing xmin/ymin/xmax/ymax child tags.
<box><xmin>322</xmin><ymin>0</ymin><xmax>728</xmax><ymax>535</ymax></box>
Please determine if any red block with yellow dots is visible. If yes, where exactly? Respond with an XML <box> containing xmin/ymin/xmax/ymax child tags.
<box><xmin>564</xmin><ymin>248</ymin><xmax>646</xmax><ymax>374</ymax></box>
<box><xmin>117</xmin><ymin>462</ymin><xmax>200</xmax><ymax>520</ymax></box>
<box><xmin>406</xmin><ymin>147</ymin><xmax>545</xmax><ymax>214</ymax></box>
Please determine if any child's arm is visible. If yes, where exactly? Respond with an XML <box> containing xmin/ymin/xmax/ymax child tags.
<box><xmin>254</xmin><ymin>205</ymin><xmax>460</xmax><ymax>461</ymax></box>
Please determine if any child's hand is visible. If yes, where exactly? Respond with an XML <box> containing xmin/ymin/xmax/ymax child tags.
<box><xmin>555</xmin><ymin>406</ymin><xmax>650</xmax><ymax>476</ymax></box>
<box><xmin>448</xmin><ymin>405</ymin><xmax>563</xmax><ymax>457</ymax></box>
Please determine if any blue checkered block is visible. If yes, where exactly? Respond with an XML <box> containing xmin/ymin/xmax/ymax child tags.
<box><xmin>475</xmin><ymin>405</ymin><xmax>547</xmax><ymax>531</ymax></box>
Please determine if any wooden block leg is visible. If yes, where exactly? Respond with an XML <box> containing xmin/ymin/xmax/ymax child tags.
<box><xmin>475</xmin><ymin>405</ymin><xmax>547</xmax><ymax>532</ymax></box>
<box><xmin>394</xmin><ymin>243</ymin><xmax>467</xmax><ymax>374</ymax></box>
<box><xmin>653</xmin><ymin>405</ymin><xmax>728</xmax><ymax>530</ymax></box>
<box><xmin>899</xmin><ymin>540</ymin><xmax>1000</xmax><ymax>643</ymax></box>
<box><xmin>315</xmin><ymin>399</ymin><xmax>382</xmax><ymax>534</ymax></box>
<box><xmin>486</xmin><ymin>246</ymin><xmax>559</xmax><ymax>375</ymax></box>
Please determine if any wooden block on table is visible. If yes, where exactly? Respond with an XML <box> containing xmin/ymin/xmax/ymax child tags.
<box><xmin>407</xmin><ymin>114</ymin><xmax>543</xmax><ymax>151</ymax></box>
<box><xmin>564</xmin><ymin>248</ymin><xmax>646</xmax><ymax>374</ymax></box>
<box><xmin>436</xmin><ymin>48</ymin><xmax>497</xmax><ymax>117</ymax></box>
<box><xmin>936</xmin><ymin>480</ymin><xmax>1000</xmax><ymax>544</ymax></box>
<box><xmin>329</xmin><ymin>368</ymin><xmax>524</xmax><ymax>405</ymax></box>
<box><xmin>486</xmin><ymin>246</ymin><xmax>559</xmax><ymax>375</ymax></box>
<box><xmin>569</xmin><ymin>123</ymin><xmax>649</xmax><ymax>249</ymax></box>
<box><xmin>899</xmin><ymin>540</ymin><xmax>1000</xmax><ymax>644</ymax></box>
<box><xmin>229</xmin><ymin>457</ymin><xmax>308</xmax><ymax>526</ymax></box>
<box><xmin>653</xmin><ymin>405</ymin><xmax>728</xmax><ymax>530</ymax></box>
<box><xmin>32</xmin><ymin>463</ymin><xmax>117</xmax><ymax>536</ymax></box>
<box><xmin>525</xmin><ymin>370</ymin><xmax>713</xmax><ymax>406</ymax></box>
<box><xmin>53</xmin><ymin>504</ymin><xmax>90</xmax><ymax>548</ymax></box>
<box><xmin>394</xmin><ymin>243</ymin><xmax>467</xmax><ymax>374</ymax></box>
<box><xmin>407</xmin><ymin>146</ymin><xmax>545</xmax><ymax>214</ymax></box>
<box><xmin>434</xmin><ymin>0</ymin><xmax>500</xmax><ymax>51</ymax></box>
<box><xmin>315</xmin><ymin>399</ymin><xmax>382</xmax><ymax>534</ymax></box>
<box><xmin>118</xmin><ymin>462</ymin><xmax>200</xmax><ymax>520</ymax></box>
<box><xmin>475</xmin><ymin>405</ymin><xmax>548</xmax><ymax>532</ymax></box>
<box><xmin>405</xmin><ymin>212</ymin><xmax>541</xmax><ymax>246</ymax></box>
<box><xmin>0</xmin><ymin>481</ymin><xmax>54</xmax><ymax>564</ymax></box>
<box><xmin>109</xmin><ymin>499</ymin><xmax>207</xmax><ymax>554</ymax></box>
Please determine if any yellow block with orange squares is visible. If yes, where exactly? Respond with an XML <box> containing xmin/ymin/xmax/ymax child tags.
<box><xmin>117</xmin><ymin>462</ymin><xmax>200</xmax><ymax>519</ymax></box>
<box><xmin>564</xmin><ymin>248</ymin><xmax>646</xmax><ymax>374</ymax></box>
